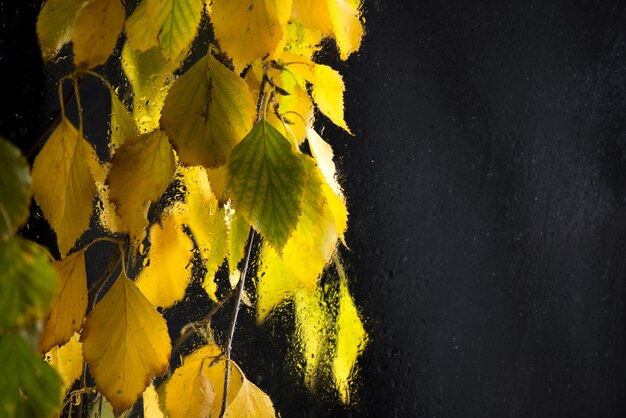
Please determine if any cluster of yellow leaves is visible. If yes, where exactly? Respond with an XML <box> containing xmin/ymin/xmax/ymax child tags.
<box><xmin>33</xmin><ymin>0</ymin><xmax>367</xmax><ymax>414</ymax></box>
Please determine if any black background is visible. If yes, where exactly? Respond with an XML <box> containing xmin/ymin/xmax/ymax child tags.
<box><xmin>2</xmin><ymin>1</ymin><xmax>626</xmax><ymax>417</ymax></box>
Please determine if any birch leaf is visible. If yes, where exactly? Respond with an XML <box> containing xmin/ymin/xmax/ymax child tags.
<box><xmin>143</xmin><ymin>385</ymin><xmax>166</xmax><ymax>418</ymax></box>
<box><xmin>327</xmin><ymin>0</ymin><xmax>364</xmax><ymax>60</ymax></box>
<box><xmin>39</xmin><ymin>250</ymin><xmax>88</xmax><ymax>353</ymax></box>
<box><xmin>161</xmin><ymin>53</ymin><xmax>256</xmax><ymax>168</ymax></box>
<box><xmin>310</xmin><ymin>64</ymin><xmax>351</xmax><ymax>134</ymax></box>
<box><xmin>0</xmin><ymin>334</ymin><xmax>62</xmax><ymax>418</ymax></box>
<box><xmin>227</xmin><ymin>120</ymin><xmax>306</xmax><ymax>252</ymax></box>
<box><xmin>136</xmin><ymin>213</ymin><xmax>194</xmax><ymax>308</ymax></box>
<box><xmin>44</xmin><ymin>332</ymin><xmax>83</xmax><ymax>394</ymax></box>
<box><xmin>36</xmin><ymin>0</ymin><xmax>84</xmax><ymax>61</ymax></box>
<box><xmin>0</xmin><ymin>138</ymin><xmax>31</xmax><ymax>241</ymax></box>
<box><xmin>209</xmin><ymin>0</ymin><xmax>293</xmax><ymax>72</ymax></box>
<box><xmin>227</xmin><ymin>211</ymin><xmax>250</xmax><ymax>273</ymax></box>
<box><xmin>72</xmin><ymin>0</ymin><xmax>125</xmax><ymax>69</ymax></box>
<box><xmin>125</xmin><ymin>0</ymin><xmax>158</xmax><ymax>51</ymax></box>
<box><xmin>32</xmin><ymin>118</ymin><xmax>98</xmax><ymax>256</ymax></box>
<box><xmin>106</xmin><ymin>130</ymin><xmax>176</xmax><ymax>243</ymax></box>
<box><xmin>0</xmin><ymin>238</ymin><xmax>59</xmax><ymax>330</ymax></box>
<box><xmin>81</xmin><ymin>272</ymin><xmax>171</xmax><ymax>415</ymax></box>
<box><xmin>110</xmin><ymin>93</ymin><xmax>138</xmax><ymax>153</ymax></box>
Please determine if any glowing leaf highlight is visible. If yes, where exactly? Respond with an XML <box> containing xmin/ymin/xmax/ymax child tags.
<box><xmin>72</xmin><ymin>0</ymin><xmax>124</xmax><ymax>69</ymax></box>
<box><xmin>39</xmin><ymin>250</ymin><xmax>88</xmax><ymax>353</ymax></box>
<box><xmin>143</xmin><ymin>385</ymin><xmax>166</xmax><ymax>418</ymax></box>
<box><xmin>293</xmin><ymin>288</ymin><xmax>328</xmax><ymax>389</ymax></box>
<box><xmin>106</xmin><ymin>130</ymin><xmax>176</xmax><ymax>243</ymax></box>
<box><xmin>227</xmin><ymin>120</ymin><xmax>306</xmax><ymax>252</ymax></box>
<box><xmin>327</xmin><ymin>0</ymin><xmax>364</xmax><ymax>60</ymax></box>
<box><xmin>136</xmin><ymin>214</ymin><xmax>194</xmax><ymax>308</ymax></box>
<box><xmin>44</xmin><ymin>332</ymin><xmax>83</xmax><ymax>394</ymax></box>
<box><xmin>0</xmin><ymin>237</ymin><xmax>59</xmax><ymax>330</ymax></box>
<box><xmin>210</xmin><ymin>0</ymin><xmax>293</xmax><ymax>72</ymax></box>
<box><xmin>310</xmin><ymin>64</ymin><xmax>351</xmax><ymax>134</ymax></box>
<box><xmin>161</xmin><ymin>54</ymin><xmax>255</xmax><ymax>168</ymax></box>
<box><xmin>0</xmin><ymin>138</ymin><xmax>31</xmax><ymax>241</ymax></box>
<box><xmin>0</xmin><ymin>334</ymin><xmax>62</xmax><ymax>418</ymax></box>
<box><xmin>32</xmin><ymin>118</ymin><xmax>98</xmax><ymax>255</ymax></box>
<box><xmin>81</xmin><ymin>272</ymin><xmax>171</xmax><ymax>415</ymax></box>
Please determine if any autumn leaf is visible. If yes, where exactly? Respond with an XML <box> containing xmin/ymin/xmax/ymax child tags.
<box><xmin>125</xmin><ymin>0</ymin><xmax>157</xmax><ymax>51</ymax></box>
<box><xmin>32</xmin><ymin>117</ymin><xmax>99</xmax><ymax>256</ymax></box>
<box><xmin>121</xmin><ymin>42</ymin><xmax>171</xmax><ymax>132</ymax></box>
<box><xmin>81</xmin><ymin>272</ymin><xmax>171</xmax><ymax>415</ymax></box>
<box><xmin>110</xmin><ymin>92</ymin><xmax>138</xmax><ymax>153</ymax></box>
<box><xmin>0</xmin><ymin>138</ymin><xmax>31</xmax><ymax>242</ymax></box>
<box><xmin>106</xmin><ymin>130</ymin><xmax>176</xmax><ymax>243</ymax></box>
<box><xmin>39</xmin><ymin>250</ymin><xmax>88</xmax><ymax>353</ymax></box>
<box><xmin>283</xmin><ymin>16</ymin><xmax>325</xmax><ymax>58</ymax></box>
<box><xmin>36</xmin><ymin>0</ymin><xmax>84</xmax><ymax>61</ymax></box>
<box><xmin>136</xmin><ymin>213</ymin><xmax>194</xmax><ymax>308</ymax></box>
<box><xmin>0</xmin><ymin>237</ymin><xmax>59</xmax><ymax>330</ymax></box>
<box><xmin>331</xmin><ymin>261</ymin><xmax>367</xmax><ymax>404</ymax></box>
<box><xmin>256</xmin><ymin>159</ymin><xmax>338</xmax><ymax>321</ymax></box>
<box><xmin>72</xmin><ymin>0</ymin><xmax>124</xmax><ymax>69</ymax></box>
<box><xmin>147</xmin><ymin>0</ymin><xmax>205</xmax><ymax>68</ymax></box>
<box><xmin>165</xmin><ymin>344</ymin><xmax>275</xmax><ymax>418</ymax></box>
<box><xmin>172</xmin><ymin>166</ymin><xmax>228</xmax><ymax>300</ymax></box>
<box><xmin>227</xmin><ymin>120</ymin><xmax>306</xmax><ymax>252</ymax></box>
<box><xmin>210</xmin><ymin>0</ymin><xmax>293</xmax><ymax>72</ymax></box>
<box><xmin>0</xmin><ymin>334</ymin><xmax>62</xmax><ymax>418</ymax></box>
<box><xmin>161</xmin><ymin>53</ymin><xmax>256</xmax><ymax>168</ymax></box>
<box><xmin>227</xmin><ymin>211</ymin><xmax>250</xmax><ymax>273</ymax></box>
<box><xmin>44</xmin><ymin>332</ymin><xmax>83</xmax><ymax>394</ymax></box>
<box><xmin>293</xmin><ymin>289</ymin><xmax>329</xmax><ymax>389</ymax></box>
<box><xmin>143</xmin><ymin>385</ymin><xmax>166</xmax><ymax>418</ymax></box>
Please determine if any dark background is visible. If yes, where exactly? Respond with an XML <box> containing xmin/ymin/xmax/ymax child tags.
<box><xmin>2</xmin><ymin>0</ymin><xmax>626</xmax><ymax>417</ymax></box>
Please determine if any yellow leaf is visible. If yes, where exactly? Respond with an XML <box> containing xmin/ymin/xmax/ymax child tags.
<box><xmin>143</xmin><ymin>385</ymin><xmax>166</xmax><ymax>418</ymax></box>
<box><xmin>121</xmin><ymin>42</ymin><xmax>171</xmax><ymax>133</ymax></box>
<box><xmin>205</xmin><ymin>165</ymin><xmax>229</xmax><ymax>204</ymax></box>
<box><xmin>136</xmin><ymin>213</ymin><xmax>194</xmax><ymax>308</ymax></box>
<box><xmin>165</xmin><ymin>346</ymin><xmax>217</xmax><ymax>418</ymax></box>
<box><xmin>161</xmin><ymin>53</ymin><xmax>256</xmax><ymax>168</ymax></box>
<box><xmin>306</xmin><ymin>127</ymin><xmax>348</xmax><ymax>244</ymax></box>
<box><xmin>44</xmin><ymin>332</ymin><xmax>83</xmax><ymax>394</ymax></box>
<box><xmin>125</xmin><ymin>0</ymin><xmax>158</xmax><ymax>52</ymax></box>
<box><xmin>147</xmin><ymin>0</ymin><xmax>205</xmax><ymax>69</ymax></box>
<box><xmin>293</xmin><ymin>288</ymin><xmax>328</xmax><ymax>389</ymax></box>
<box><xmin>332</xmin><ymin>263</ymin><xmax>367</xmax><ymax>404</ymax></box>
<box><xmin>32</xmin><ymin>118</ymin><xmax>98</xmax><ymax>256</ymax></box>
<box><xmin>327</xmin><ymin>0</ymin><xmax>364</xmax><ymax>60</ymax></box>
<box><xmin>110</xmin><ymin>92</ymin><xmax>138</xmax><ymax>153</ymax></box>
<box><xmin>172</xmin><ymin>167</ymin><xmax>228</xmax><ymax>300</ymax></box>
<box><xmin>282</xmin><ymin>20</ymin><xmax>324</xmax><ymax>60</ymax></box>
<box><xmin>39</xmin><ymin>250</ymin><xmax>88</xmax><ymax>353</ymax></box>
<box><xmin>72</xmin><ymin>0</ymin><xmax>124</xmax><ymax>69</ymax></box>
<box><xmin>256</xmin><ymin>159</ymin><xmax>338</xmax><ymax>321</ymax></box>
<box><xmin>36</xmin><ymin>0</ymin><xmax>85</xmax><ymax>61</ymax></box>
<box><xmin>165</xmin><ymin>344</ymin><xmax>275</xmax><ymax>418</ymax></box>
<box><xmin>310</xmin><ymin>64</ymin><xmax>351</xmax><ymax>134</ymax></box>
<box><xmin>291</xmin><ymin>0</ymin><xmax>332</xmax><ymax>35</ymax></box>
<box><xmin>81</xmin><ymin>272</ymin><xmax>172</xmax><ymax>415</ymax></box>
<box><xmin>210</xmin><ymin>0</ymin><xmax>293</xmax><ymax>72</ymax></box>
<box><xmin>106</xmin><ymin>130</ymin><xmax>176</xmax><ymax>243</ymax></box>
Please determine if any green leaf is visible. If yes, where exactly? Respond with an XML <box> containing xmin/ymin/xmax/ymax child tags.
<box><xmin>0</xmin><ymin>138</ymin><xmax>31</xmax><ymax>242</ymax></box>
<box><xmin>0</xmin><ymin>237</ymin><xmax>59</xmax><ymax>330</ymax></box>
<box><xmin>36</xmin><ymin>0</ymin><xmax>84</xmax><ymax>61</ymax></box>
<box><xmin>227</xmin><ymin>120</ymin><xmax>306</xmax><ymax>252</ymax></box>
<box><xmin>161</xmin><ymin>53</ymin><xmax>256</xmax><ymax>168</ymax></box>
<box><xmin>0</xmin><ymin>334</ymin><xmax>62</xmax><ymax>418</ymax></box>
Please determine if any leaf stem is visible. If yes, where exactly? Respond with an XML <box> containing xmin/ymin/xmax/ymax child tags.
<box><xmin>220</xmin><ymin>228</ymin><xmax>256</xmax><ymax>418</ymax></box>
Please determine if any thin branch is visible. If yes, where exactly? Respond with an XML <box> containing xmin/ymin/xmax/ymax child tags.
<box><xmin>220</xmin><ymin>228</ymin><xmax>256</xmax><ymax>417</ymax></box>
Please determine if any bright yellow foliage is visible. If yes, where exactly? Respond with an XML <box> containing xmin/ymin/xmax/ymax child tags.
<box><xmin>293</xmin><ymin>289</ymin><xmax>328</xmax><ymax>389</ymax></box>
<box><xmin>210</xmin><ymin>0</ymin><xmax>292</xmax><ymax>72</ymax></box>
<box><xmin>109</xmin><ymin>92</ymin><xmax>138</xmax><ymax>153</ymax></box>
<box><xmin>165</xmin><ymin>344</ymin><xmax>275</xmax><ymax>418</ymax></box>
<box><xmin>72</xmin><ymin>0</ymin><xmax>124</xmax><ymax>69</ymax></box>
<box><xmin>121</xmin><ymin>43</ymin><xmax>171</xmax><ymax>133</ymax></box>
<box><xmin>172</xmin><ymin>167</ymin><xmax>228</xmax><ymax>300</ymax></box>
<box><xmin>136</xmin><ymin>213</ymin><xmax>194</xmax><ymax>308</ymax></box>
<box><xmin>106</xmin><ymin>130</ymin><xmax>176</xmax><ymax>243</ymax></box>
<box><xmin>39</xmin><ymin>250</ymin><xmax>88</xmax><ymax>353</ymax></box>
<box><xmin>44</xmin><ymin>332</ymin><xmax>83</xmax><ymax>394</ymax></box>
<box><xmin>32</xmin><ymin>118</ymin><xmax>98</xmax><ymax>256</ymax></box>
<box><xmin>143</xmin><ymin>385</ymin><xmax>166</xmax><ymax>418</ymax></box>
<box><xmin>160</xmin><ymin>53</ymin><xmax>256</xmax><ymax>168</ymax></box>
<box><xmin>81</xmin><ymin>272</ymin><xmax>171</xmax><ymax>415</ymax></box>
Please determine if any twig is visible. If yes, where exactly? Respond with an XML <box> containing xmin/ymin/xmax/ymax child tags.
<box><xmin>220</xmin><ymin>228</ymin><xmax>256</xmax><ymax>417</ymax></box>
